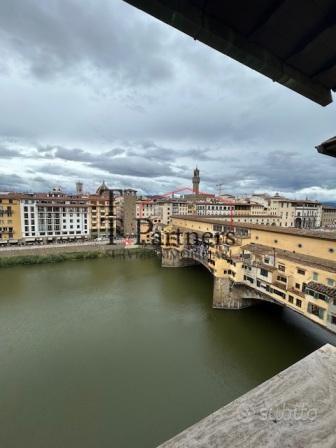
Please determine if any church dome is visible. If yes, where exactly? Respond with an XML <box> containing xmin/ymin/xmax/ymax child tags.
<box><xmin>96</xmin><ymin>181</ymin><xmax>109</xmax><ymax>195</ymax></box>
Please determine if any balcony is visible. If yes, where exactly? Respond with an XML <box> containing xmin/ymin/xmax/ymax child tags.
<box><xmin>305</xmin><ymin>281</ymin><xmax>335</xmax><ymax>303</ymax></box>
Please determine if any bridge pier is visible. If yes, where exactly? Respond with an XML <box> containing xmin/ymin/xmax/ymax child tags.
<box><xmin>213</xmin><ymin>277</ymin><xmax>254</xmax><ymax>309</ymax></box>
<box><xmin>161</xmin><ymin>248</ymin><xmax>196</xmax><ymax>268</ymax></box>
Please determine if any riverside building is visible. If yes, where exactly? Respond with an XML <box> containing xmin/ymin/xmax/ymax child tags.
<box><xmin>20</xmin><ymin>188</ymin><xmax>90</xmax><ymax>243</ymax></box>
<box><xmin>0</xmin><ymin>194</ymin><xmax>22</xmax><ymax>244</ymax></box>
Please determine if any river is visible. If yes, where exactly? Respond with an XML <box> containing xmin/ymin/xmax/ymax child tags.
<box><xmin>0</xmin><ymin>256</ymin><xmax>334</xmax><ymax>447</ymax></box>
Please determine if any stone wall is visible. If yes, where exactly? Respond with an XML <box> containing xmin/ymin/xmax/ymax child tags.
<box><xmin>0</xmin><ymin>245</ymin><xmax>155</xmax><ymax>268</ymax></box>
<box><xmin>0</xmin><ymin>244</ymin><xmax>125</xmax><ymax>258</ymax></box>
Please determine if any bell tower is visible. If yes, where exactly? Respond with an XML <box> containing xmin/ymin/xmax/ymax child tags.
<box><xmin>192</xmin><ymin>167</ymin><xmax>200</xmax><ymax>194</ymax></box>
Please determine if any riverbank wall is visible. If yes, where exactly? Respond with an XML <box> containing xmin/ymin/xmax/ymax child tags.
<box><xmin>0</xmin><ymin>245</ymin><xmax>156</xmax><ymax>268</ymax></box>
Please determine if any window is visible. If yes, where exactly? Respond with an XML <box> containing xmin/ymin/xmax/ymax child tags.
<box><xmin>277</xmin><ymin>275</ymin><xmax>286</xmax><ymax>283</ymax></box>
<box><xmin>288</xmin><ymin>295</ymin><xmax>294</xmax><ymax>304</ymax></box>
<box><xmin>312</xmin><ymin>272</ymin><xmax>318</xmax><ymax>281</ymax></box>
<box><xmin>330</xmin><ymin>315</ymin><xmax>336</xmax><ymax>326</ymax></box>
<box><xmin>297</xmin><ymin>268</ymin><xmax>305</xmax><ymax>275</ymax></box>
<box><xmin>295</xmin><ymin>283</ymin><xmax>301</xmax><ymax>290</ymax></box>
<box><xmin>260</xmin><ymin>268</ymin><xmax>268</xmax><ymax>277</ymax></box>
<box><xmin>317</xmin><ymin>293</ymin><xmax>327</xmax><ymax>301</ymax></box>
<box><xmin>327</xmin><ymin>278</ymin><xmax>334</xmax><ymax>287</ymax></box>
<box><xmin>273</xmin><ymin>289</ymin><xmax>286</xmax><ymax>299</ymax></box>
<box><xmin>296</xmin><ymin>299</ymin><xmax>302</xmax><ymax>308</ymax></box>
<box><xmin>308</xmin><ymin>303</ymin><xmax>325</xmax><ymax>319</ymax></box>
<box><xmin>278</xmin><ymin>264</ymin><xmax>285</xmax><ymax>272</ymax></box>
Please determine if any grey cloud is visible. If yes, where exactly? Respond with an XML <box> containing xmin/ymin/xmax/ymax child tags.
<box><xmin>42</xmin><ymin>144</ymin><xmax>176</xmax><ymax>178</ymax></box>
<box><xmin>91</xmin><ymin>156</ymin><xmax>174</xmax><ymax>178</ymax></box>
<box><xmin>54</xmin><ymin>146</ymin><xmax>95</xmax><ymax>163</ymax></box>
<box><xmin>35</xmin><ymin>163</ymin><xmax>90</xmax><ymax>178</ymax></box>
<box><xmin>0</xmin><ymin>173</ymin><xmax>27</xmax><ymax>190</ymax></box>
<box><xmin>0</xmin><ymin>146</ymin><xmax>21</xmax><ymax>158</ymax></box>
<box><xmin>0</xmin><ymin>0</ymin><xmax>174</xmax><ymax>86</ymax></box>
<box><xmin>0</xmin><ymin>0</ymin><xmax>336</xmax><ymax>200</ymax></box>
<box><xmin>220</xmin><ymin>151</ymin><xmax>336</xmax><ymax>194</ymax></box>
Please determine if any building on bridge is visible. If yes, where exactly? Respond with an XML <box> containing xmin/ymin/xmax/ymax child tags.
<box><xmin>161</xmin><ymin>216</ymin><xmax>336</xmax><ymax>333</ymax></box>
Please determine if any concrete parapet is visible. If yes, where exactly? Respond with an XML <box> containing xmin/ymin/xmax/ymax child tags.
<box><xmin>158</xmin><ymin>344</ymin><xmax>336</xmax><ymax>448</ymax></box>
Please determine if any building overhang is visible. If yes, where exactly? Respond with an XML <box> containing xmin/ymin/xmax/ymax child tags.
<box><xmin>124</xmin><ymin>0</ymin><xmax>336</xmax><ymax>106</ymax></box>
<box><xmin>316</xmin><ymin>136</ymin><xmax>336</xmax><ymax>158</ymax></box>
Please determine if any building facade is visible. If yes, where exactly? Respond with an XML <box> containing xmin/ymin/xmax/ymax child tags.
<box><xmin>321</xmin><ymin>206</ymin><xmax>336</xmax><ymax>228</ymax></box>
<box><xmin>252</xmin><ymin>194</ymin><xmax>322</xmax><ymax>228</ymax></box>
<box><xmin>20</xmin><ymin>190</ymin><xmax>90</xmax><ymax>242</ymax></box>
<box><xmin>0</xmin><ymin>194</ymin><xmax>21</xmax><ymax>243</ymax></box>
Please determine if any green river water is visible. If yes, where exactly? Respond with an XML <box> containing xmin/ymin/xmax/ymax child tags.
<box><xmin>0</xmin><ymin>256</ymin><xmax>334</xmax><ymax>447</ymax></box>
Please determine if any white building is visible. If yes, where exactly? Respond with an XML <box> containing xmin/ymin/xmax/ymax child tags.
<box><xmin>20</xmin><ymin>192</ymin><xmax>89</xmax><ymax>242</ymax></box>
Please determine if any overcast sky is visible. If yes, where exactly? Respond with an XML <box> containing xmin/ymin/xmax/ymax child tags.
<box><xmin>0</xmin><ymin>0</ymin><xmax>335</xmax><ymax>200</ymax></box>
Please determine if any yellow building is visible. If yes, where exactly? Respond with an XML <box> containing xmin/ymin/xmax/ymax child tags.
<box><xmin>89</xmin><ymin>192</ymin><xmax>113</xmax><ymax>239</ymax></box>
<box><xmin>161</xmin><ymin>216</ymin><xmax>336</xmax><ymax>333</ymax></box>
<box><xmin>0</xmin><ymin>194</ymin><xmax>22</xmax><ymax>243</ymax></box>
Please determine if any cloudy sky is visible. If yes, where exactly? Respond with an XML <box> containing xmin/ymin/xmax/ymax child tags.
<box><xmin>0</xmin><ymin>0</ymin><xmax>335</xmax><ymax>200</ymax></box>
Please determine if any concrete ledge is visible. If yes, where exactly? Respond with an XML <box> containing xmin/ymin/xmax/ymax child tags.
<box><xmin>158</xmin><ymin>344</ymin><xmax>336</xmax><ymax>448</ymax></box>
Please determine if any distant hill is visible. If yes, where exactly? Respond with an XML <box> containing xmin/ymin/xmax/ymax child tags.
<box><xmin>322</xmin><ymin>201</ymin><xmax>336</xmax><ymax>207</ymax></box>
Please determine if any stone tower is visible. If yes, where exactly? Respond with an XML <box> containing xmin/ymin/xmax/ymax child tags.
<box><xmin>192</xmin><ymin>167</ymin><xmax>200</xmax><ymax>194</ymax></box>
<box><xmin>76</xmin><ymin>181</ymin><xmax>83</xmax><ymax>194</ymax></box>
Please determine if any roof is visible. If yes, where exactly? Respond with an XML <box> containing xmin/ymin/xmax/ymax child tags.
<box><xmin>196</xmin><ymin>214</ymin><xmax>280</xmax><ymax>218</ymax></box>
<box><xmin>171</xmin><ymin>215</ymin><xmax>336</xmax><ymax>240</ymax></box>
<box><xmin>125</xmin><ymin>0</ymin><xmax>336</xmax><ymax>106</ymax></box>
<box><xmin>270</xmin><ymin>198</ymin><xmax>321</xmax><ymax>205</ymax></box>
<box><xmin>96</xmin><ymin>181</ymin><xmax>109</xmax><ymax>195</ymax></box>
<box><xmin>306</xmin><ymin>281</ymin><xmax>336</xmax><ymax>298</ymax></box>
<box><xmin>242</xmin><ymin>243</ymin><xmax>336</xmax><ymax>273</ymax></box>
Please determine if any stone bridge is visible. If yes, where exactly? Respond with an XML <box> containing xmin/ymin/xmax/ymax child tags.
<box><xmin>162</xmin><ymin>247</ymin><xmax>281</xmax><ymax>310</ymax></box>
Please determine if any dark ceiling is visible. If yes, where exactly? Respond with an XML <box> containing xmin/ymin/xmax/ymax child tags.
<box><xmin>124</xmin><ymin>0</ymin><xmax>336</xmax><ymax>106</ymax></box>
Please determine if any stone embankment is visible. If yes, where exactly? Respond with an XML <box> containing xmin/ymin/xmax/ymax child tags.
<box><xmin>0</xmin><ymin>244</ymin><xmax>156</xmax><ymax>268</ymax></box>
